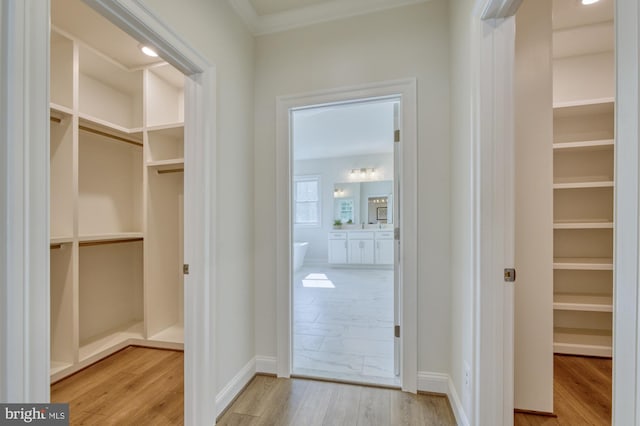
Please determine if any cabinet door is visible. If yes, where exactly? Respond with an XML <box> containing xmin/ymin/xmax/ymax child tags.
<box><xmin>376</xmin><ymin>239</ymin><xmax>394</xmax><ymax>265</ymax></box>
<box><xmin>348</xmin><ymin>240</ymin><xmax>375</xmax><ymax>264</ymax></box>
<box><xmin>328</xmin><ymin>239</ymin><xmax>348</xmax><ymax>264</ymax></box>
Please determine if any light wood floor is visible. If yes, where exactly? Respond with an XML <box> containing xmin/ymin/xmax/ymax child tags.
<box><xmin>51</xmin><ymin>346</ymin><xmax>183</xmax><ymax>425</ymax></box>
<box><xmin>218</xmin><ymin>375</ymin><xmax>456</xmax><ymax>426</ymax></box>
<box><xmin>514</xmin><ymin>355</ymin><xmax>612</xmax><ymax>426</ymax></box>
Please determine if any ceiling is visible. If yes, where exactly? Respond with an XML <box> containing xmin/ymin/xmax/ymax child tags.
<box><xmin>228</xmin><ymin>0</ymin><xmax>428</xmax><ymax>35</ymax></box>
<box><xmin>292</xmin><ymin>100</ymin><xmax>396</xmax><ymax>161</ymax></box>
<box><xmin>552</xmin><ymin>0</ymin><xmax>614</xmax><ymax>58</ymax></box>
<box><xmin>52</xmin><ymin>0</ymin><xmax>162</xmax><ymax>70</ymax></box>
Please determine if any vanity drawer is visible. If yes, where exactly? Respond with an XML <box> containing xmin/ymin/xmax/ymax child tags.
<box><xmin>376</xmin><ymin>231</ymin><xmax>394</xmax><ymax>240</ymax></box>
<box><xmin>348</xmin><ymin>231</ymin><xmax>374</xmax><ymax>240</ymax></box>
<box><xmin>329</xmin><ymin>232</ymin><xmax>347</xmax><ymax>240</ymax></box>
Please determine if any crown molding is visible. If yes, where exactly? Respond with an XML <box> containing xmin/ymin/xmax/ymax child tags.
<box><xmin>228</xmin><ymin>0</ymin><xmax>429</xmax><ymax>35</ymax></box>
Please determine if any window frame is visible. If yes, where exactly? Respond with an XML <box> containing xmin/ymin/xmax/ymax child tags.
<box><xmin>293</xmin><ymin>175</ymin><xmax>322</xmax><ymax>228</ymax></box>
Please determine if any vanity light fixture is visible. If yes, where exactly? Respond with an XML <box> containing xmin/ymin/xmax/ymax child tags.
<box><xmin>139</xmin><ymin>44</ymin><xmax>159</xmax><ymax>57</ymax></box>
<box><xmin>350</xmin><ymin>168</ymin><xmax>376</xmax><ymax>178</ymax></box>
<box><xmin>581</xmin><ymin>0</ymin><xmax>599</xmax><ymax>4</ymax></box>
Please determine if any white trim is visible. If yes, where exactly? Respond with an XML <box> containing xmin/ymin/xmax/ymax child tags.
<box><xmin>417</xmin><ymin>371</ymin><xmax>449</xmax><ymax>395</ymax></box>
<box><xmin>228</xmin><ymin>0</ymin><xmax>428</xmax><ymax>36</ymax></box>
<box><xmin>474</xmin><ymin>0</ymin><xmax>523</xmax><ymax>19</ymax></box>
<box><xmin>471</xmin><ymin>14</ymin><xmax>516</xmax><ymax>426</ymax></box>
<box><xmin>275</xmin><ymin>79</ymin><xmax>418</xmax><ymax>392</ymax></box>
<box><xmin>0</xmin><ymin>0</ymin><xmax>51</xmax><ymax>403</ymax></box>
<box><xmin>255</xmin><ymin>355</ymin><xmax>278</xmax><ymax>375</ymax></box>
<box><xmin>215</xmin><ymin>358</ymin><xmax>256</xmax><ymax>418</ymax></box>
<box><xmin>613</xmin><ymin>0</ymin><xmax>640</xmax><ymax>424</ymax></box>
<box><xmin>448</xmin><ymin>377</ymin><xmax>471</xmax><ymax>426</ymax></box>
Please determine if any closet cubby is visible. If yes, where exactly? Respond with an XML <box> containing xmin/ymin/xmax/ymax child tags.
<box><xmin>49</xmin><ymin>26</ymin><xmax>185</xmax><ymax>380</ymax></box>
<box><xmin>553</xmin><ymin>99</ymin><xmax>614</xmax><ymax>357</ymax></box>
<box><xmin>78</xmin><ymin>45</ymin><xmax>143</xmax><ymax>130</ymax></box>
<box><xmin>78</xmin><ymin>241</ymin><xmax>144</xmax><ymax>361</ymax></box>
<box><xmin>50</xmin><ymin>32</ymin><xmax>74</xmax><ymax>110</ymax></box>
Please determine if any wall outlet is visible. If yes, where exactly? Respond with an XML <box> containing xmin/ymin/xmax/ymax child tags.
<box><xmin>464</xmin><ymin>361</ymin><xmax>471</xmax><ymax>390</ymax></box>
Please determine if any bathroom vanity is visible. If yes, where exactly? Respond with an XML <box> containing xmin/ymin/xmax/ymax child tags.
<box><xmin>328</xmin><ymin>230</ymin><xmax>394</xmax><ymax>265</ymax></box>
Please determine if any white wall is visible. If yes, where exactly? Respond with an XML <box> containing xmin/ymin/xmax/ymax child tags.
<box><xmin>254</xmin><ymin>1</ymin><xmax>452</xmax><ymax>375</ymax></box>
<box><xmin>141</xmin><ymin>0</ymin><xmax>256</xmax><ymax>394</ymax></box>
<box><xmin>553</xmin><ymin>52</ymin><xmax>614</xmax><ymax>104</ymax></box>
<box><xmin>514</xmin><ymin>0</ymin><xmax>554</xmax><ymax>412</ymax></box>
<box><xmin>294</xmin><ymin>153</ymin><xmax>393</xmax><ymax>263</ymax></box>
<box><xmin>448</xmin><ymin>0</ymin><xmax>474</xmax><ymax>419</ymax></box>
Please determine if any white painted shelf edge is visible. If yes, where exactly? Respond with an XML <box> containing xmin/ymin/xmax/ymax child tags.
<box><xmin>553</xmin><ymin>176</ymin><xmax>613</xmax><ymax>189</ymax></box>
<box><xmin>553</xmin><ymin>257</ymin><xmax>614</xmax><ymax>270</ymax></box>
<box><xmin>147</xmin><ymin>324</ymin><xmax>184</xmax><ymax>344</ymax></box>
<box><xmin>50</xmin><ymin>102</ymin><xmax>73</xmax><ymax>116</ymax></box>
<box><xmin>147</xmin><ymin>158</ymin><xmax>184</xmax><ymax>169</ymax></box>
<box><xmin>553</xmin><ymin>220</ymin><xmax>613</xmax><ymax>229</ymax></box>
<box><xmin>78</xmin><ymin>232</ymin><xmax>144</xmax><ymax>244</ymax></box>
<box><xmin>553</xmin><ymin>293</ymin><xmax>613</xmax><ymax>312</ymax></box>
<box><xmin>78</xmin><ymin>321</ymin><xmax>144</xmax><ymax>362</ymax></box>
<box><xmin>553</xmin><ymin>97</ymin><xmax>615</xmax><ymax>109</ymax></box>
<box><xmin>146</xmin><ymin>122</ymin><xmax>184</xmax><ymax>132</ymax></box>
<box><xmin>50</xmin><ymin>236</ymin><xmax>74</xmax><ymax>244</ymax></box>
<box><xmin>553</xmin><ymin>139</ymin><xmax>615</xmax><ymax>151</ymax></box>
<box><xmin>79</xmin><ymin>112</ymin><xmax>143</xmax><ymax>135</ymax></box>
<box><xmin>50</xmin><ymin>361</ymin><xmax>73</xmax><ymax>376</ymax></box>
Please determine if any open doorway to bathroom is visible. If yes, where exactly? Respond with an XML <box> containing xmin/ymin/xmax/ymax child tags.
<box><xmin>291</xmin><ymin>97</ymin><xmax>400</xmax><ymax>387</ymax></box>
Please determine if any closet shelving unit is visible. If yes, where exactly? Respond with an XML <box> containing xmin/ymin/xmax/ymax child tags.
<box><xmin>552</xmin><ymin>97</ymin><xmax>614</xmax><ymax>358</ymax></box>
<box><xmin>49</xmin><ymin>29</ymin><xmax>185</xmax><ymax>381</ymax></box>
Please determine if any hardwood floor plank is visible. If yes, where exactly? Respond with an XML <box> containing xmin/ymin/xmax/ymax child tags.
<box><xmin>514</xmin><ymin>355</ymin><xmax>611</xmax><ymax>426</ymax></box>
<box><xmin>217</xmin><ymin>413</ymin><xmax>260</xmax><ymax>426</ymax></box>
<box><xmin>253</xmin><ymin>378</ymin><xmax>310</xmax><ymax>426</ymax></box>
<box><xmin>356</xmin><ymin>386</ymin><xmax>391</xmax><ymax>426</ymax></box>
<box><xmin>230</xmin><ymin>375</ymin><xmax>279</xmax><ymax>417</ymax></box>
<box><xmin>288</xmin><ymin>380</ymin><xmax>333</xmax><ymax>426</ymax></box>
<box><xmin>321</xmin><ymin>382</ymin><xmax>362</xmax><ymax>426</ymax></box>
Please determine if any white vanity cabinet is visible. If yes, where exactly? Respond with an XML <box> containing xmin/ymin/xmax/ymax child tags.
<box><xmin>328</xmin><ymin>232</ymin><xmax>348</xmax><ymax>264</ymax></box>
<box><xmin>375</xmin><ymin>231</ymin><xmax>394</xmax><ymax>265</ymax></box>
<box><xmin>348</xmin><ymin>231</ymin><xmax>375</xmax><ymax>264</ymax></box>
<box><xmin>328</xmin><ymin>230</ymin><xmax>393</xmax><ymax>265</ymax></box>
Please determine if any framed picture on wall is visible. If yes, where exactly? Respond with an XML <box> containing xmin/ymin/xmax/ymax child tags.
<box><xmin>377</xmin><ymin>207</ymin><xmax>388</xmax><ymax>221</ymax></box>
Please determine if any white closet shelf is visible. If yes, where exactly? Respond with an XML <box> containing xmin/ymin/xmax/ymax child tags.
<box><xmin>553</xmin><ymin>293</ymin><xmax>613</xmax><ymax>312</ymax></box>
<box><xmin>553</xmin><ymin>220</ymin><xmax>613</xmax><ymax>229</ymax></box>
<box><xmin>553</xmin><ymin>98</ymin><xmax>615</xmax><ymax>114</ymax></box>
<box><xmin>553</xmin><ymin>327</ymin><xmax>612</xmax><ymax>357</ymax></box>
<box><xmin>50</xmin><ymin>236</ymin><xmax>73</xmax><ymax>245</ymax></box>
<box><xmin>50</xmin><ymin>103</ymin><xmax>73</xmax><ymax>117</ymax></box>
<box><xmin>553</xmin><ymin>139</ymin><xmax>615</xmax><ymax>152</ymax></box>
<box><xmin>78</xmin><ymin>232</ymin><xmax>144</xmax><ymax>245</ymax></box>
<box><xmin>553</xmin><ymin>257</ymin><xmax>614</xmax><ymax>270</ymax></box>
<box><xmin>79</xmin><ymin>114</ymin><xmax>143</xmax><ymax>138</ymax></box>
<box><xmin>553</xmin><ymin>177</ymin><xmax>614</xmax><ymax>189</ymax></box>
<box><xmin>147</xmin><ymin>159</ymin><xmax>184</xmax><ymax>171</ymax></box>
<box><xmin>79</xmin><ymin>321</ymin><xmax>144</xmax><ymax>362</ymax></box>
<box><xmin>146</xmin><ymin>122</ymin><xmax>184</xmax><ymax>132</ymax></box>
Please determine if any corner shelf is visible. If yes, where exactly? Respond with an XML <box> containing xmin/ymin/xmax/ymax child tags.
<box><xmin>553</xmin><ymin>257</ymin><xmax>613</xmax><ymax>270</ymax></box>
<box><xmin>553</xmin><ymin>294</ymin><xmax>613</xmax><ymax>312</ymax></box>
<box><xmin>79</xmin><ymin>321</ymin><xmax>145</xmax><ymax>362</ymax></box>
<box><xmin>147</xmin><ymin>159</ymin><xmax>184</xmax><ymax>172</ymax></box>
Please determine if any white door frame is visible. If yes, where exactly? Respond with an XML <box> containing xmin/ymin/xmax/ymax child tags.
<box><xmin>0</xmin><ymin>0</ymin><xmax>219</xmax><ymax>424</ymax></box>
<box><xmin>275</xmin><ymin>79</ymin><xmax>418</xmax><ymax>392</ymax></box>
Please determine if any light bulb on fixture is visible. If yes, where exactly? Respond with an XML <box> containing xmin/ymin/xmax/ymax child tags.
<box><xmin>581</xmin><ymin>0</ymin><xmax>599</xmax><ymax>4</ymax></box>
<box><xmin>139</xmin><ymin>44</ymin><xmax>159</xmax><ymax>57</ymax></box>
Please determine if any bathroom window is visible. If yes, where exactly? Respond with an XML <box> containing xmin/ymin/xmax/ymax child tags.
<box><xmin>294</xmin><ymin>175</ymin><xmax>321</xmax><ymax>227</ymax></box>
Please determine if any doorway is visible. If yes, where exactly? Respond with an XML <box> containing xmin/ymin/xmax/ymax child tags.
<box><xmin>290</xmin><ymin>98</ymin><xmax>400</xmax><ymax>386</ymax></box>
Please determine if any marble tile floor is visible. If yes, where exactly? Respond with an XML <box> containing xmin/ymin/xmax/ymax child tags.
<box><xmin>292</xmin><ymin>265</ymin><xmax>400</xmax><ymax>386</ymax></box>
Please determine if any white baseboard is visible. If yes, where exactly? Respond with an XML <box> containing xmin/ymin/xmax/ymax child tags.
<box><xmin>447</xmin><ymin>376</ymin><xmax>470</xmax><ymax>426</ymax></box>
<box><xmin>417</xmin><ymin>371</ymin><xmax>469</xmax><ymax>426</ymax></box>
<box><xmin>255</xmin><ymin>355</ymin><xmax>277</xmax><ymax>375</ymax></box>
<box><xmin>417</xmin><ymin>371</ymin><xmax>449</xmax><ymax>394</ymax></box>
<box><xmin>215</xmin><ymin>358</ymin><xmax>256</xmax><ymax>418</ymax></box>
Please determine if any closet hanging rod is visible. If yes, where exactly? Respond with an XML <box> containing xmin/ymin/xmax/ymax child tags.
<box><xmin>50</xmin><ymin>116</ymin><xmax>62</xmax><ymax>124</ymax></box>
<box><xmin>157</xmin><ymin>168</ymin><xmax>184</xmax><ymax>175</ymax></box>
<box><xmin>79</xmin><ymin>237</ymin><xmax>143</xmax><ymax>247</ymax></box>
<box><xmin>79</xmin><ymin>125</ymin><xmax>143</xmax><ymax>147</ymax></box>
<box><xmin>50</xmin><ymin>244</ymin><xmax>63</xmax><ymax>250</ymax></box>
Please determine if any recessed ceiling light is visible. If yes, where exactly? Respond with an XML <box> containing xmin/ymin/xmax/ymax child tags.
<box><xmin>139</xmin><ymin>45</ymin><xmax>158</xmax><ymax>57</ymax></box>
<box><xmin>581</xmin><ymin>0</ymin><xmax>600</xmax><ymax>5</ymax></box>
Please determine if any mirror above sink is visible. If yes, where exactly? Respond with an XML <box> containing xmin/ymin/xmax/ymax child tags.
<box><xmin>333</xmin><ymin>180</ymin><xmax>393</xmax><ymax>226</ymax></box>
